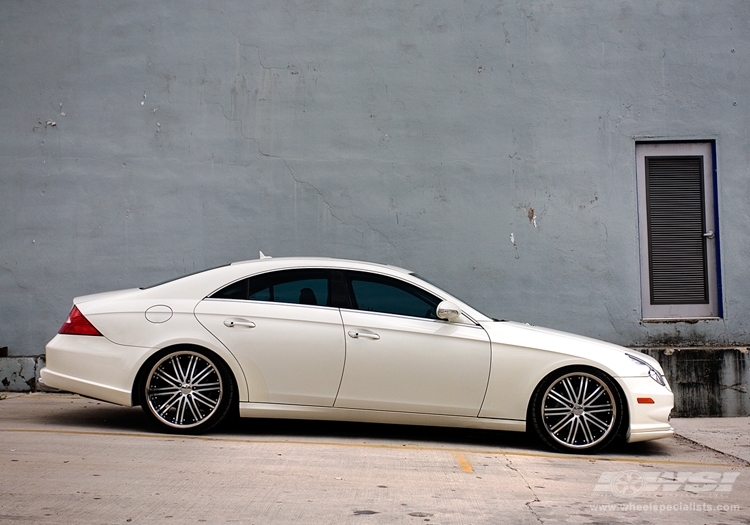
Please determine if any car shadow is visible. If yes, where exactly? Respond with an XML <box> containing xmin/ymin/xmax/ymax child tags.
<box><xmin>226</xmin><ymin>416</ymin><xmax>542</xmax><ymax>450</ymax></box>
<box><xmin>42</xmin><ymin>400</ymin><xmax>670</xmax><ymax>458</ymax></box>
<box><xmin>41</xmin><ymin>402</ymin><xmax>153</xmax><ymax>433</ymax></box>
<box><xmin>221</xmin><ymin>416</ymin><xmax>669</xmax><ymax>458</ymax></box>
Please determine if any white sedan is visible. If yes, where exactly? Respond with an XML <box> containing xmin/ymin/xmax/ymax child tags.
<box><xmin>41</xmin><ymin>255</ymin><xmax>673</xmax><ymax>453</ymax></box>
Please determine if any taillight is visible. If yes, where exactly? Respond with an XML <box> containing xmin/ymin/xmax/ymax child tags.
<box><xmin>59</xmin><ymin>306</ymin><xmax>102</xmax><ymax>336</ymax></box>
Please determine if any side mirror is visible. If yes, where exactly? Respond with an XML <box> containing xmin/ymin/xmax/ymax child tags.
<box><xmin>436</xmin><ymin>301</ymin><xmax>461</xmax><ymax>322</ymax></box>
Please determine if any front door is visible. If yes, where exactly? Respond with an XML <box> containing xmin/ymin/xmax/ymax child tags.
<box><xmin>334</xmin><ymin>271</ymin><xmax>491</xmax><ymax>416</ymax></box>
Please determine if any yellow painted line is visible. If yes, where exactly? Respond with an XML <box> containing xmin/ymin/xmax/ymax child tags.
<box><xmin>0</xmin><ymin>428</ymin><xmax>735</xmax><ymax>467</ymax></box>
<box><xmin>454</xmin><ymin>453</ymin><xmax>474</xmax><ymax>473</ymax></box>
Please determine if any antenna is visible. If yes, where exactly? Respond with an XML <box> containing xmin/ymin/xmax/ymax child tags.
<box><xmin>259</xmin><ymin>251</ymin><xmax>272</xmax><ymax>259</ymax></box>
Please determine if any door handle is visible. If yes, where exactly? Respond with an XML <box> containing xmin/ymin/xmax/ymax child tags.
<box><xmin>224</xmin><ymin>318</ymin><xmax>256</xmax><ymax>328</ymax></box>
<box><xmin>347</xmin><ymin>330</ymin><xmax>380</xmax><ymax>340</ymax></box>
<box><xmin>703</xmin><ymin>231</ymin><xmax>715</xmax><ymax>239</ymax></box>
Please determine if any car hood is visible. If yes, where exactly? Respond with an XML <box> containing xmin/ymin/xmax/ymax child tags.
<box><xmin>479</xmin><ymin>320</ymin><xmax>662</xmax><ymax>377</ymax></box>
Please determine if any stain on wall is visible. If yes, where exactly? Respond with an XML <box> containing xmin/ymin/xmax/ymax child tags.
<box><xmin>641</xmin><ymin>349</ymin><xmax>750</xmax><ymax>417</ymax></box>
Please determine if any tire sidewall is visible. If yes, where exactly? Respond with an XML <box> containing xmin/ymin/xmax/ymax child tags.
<box><xmin>530</xmin><ymin>367</ymin><xmax>625</xmax><ymax>454</ymax></box>
<box><xmin>138</xmin><ymin>346</ymin><xmax>235</xmax><ymax>434</ymax></box>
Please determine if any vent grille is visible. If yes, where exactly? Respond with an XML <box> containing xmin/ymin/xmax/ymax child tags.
<box><xmin>646</xmin><ymin>156</ymin><xmax>709</xmax><ymax>304</ymax></box>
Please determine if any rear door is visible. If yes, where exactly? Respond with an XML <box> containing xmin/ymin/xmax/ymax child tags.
<box><xmin>194</xmin><ymin>269</ymin><xmax>345</xmax><ymax>406</ymax></box>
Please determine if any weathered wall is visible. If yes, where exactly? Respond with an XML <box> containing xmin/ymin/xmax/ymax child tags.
<box><xmin>1</xmin><ymin>1</ymin><xmax>749</xmax><ymax>355</ymax></box>
<box><xmin>0</xmin><ymin>356</ymin><xmax>46</xmax><ymax>393</ymax></box>
<box><xmin>640</xmin><ymin>349</ymin><xmax>749</xmax><ymax>417</ymax></box>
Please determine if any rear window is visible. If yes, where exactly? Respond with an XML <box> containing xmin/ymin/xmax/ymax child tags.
<box><xmin>140</xmin><ymin>264</ymin><xmax>230</xmax><ymax>290</ymax></box>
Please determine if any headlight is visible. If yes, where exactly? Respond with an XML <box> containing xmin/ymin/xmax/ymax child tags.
<box><xmin>627</xmin><ymin>353</ymin><xmax>666</xmax><ymax>387</ymax></box>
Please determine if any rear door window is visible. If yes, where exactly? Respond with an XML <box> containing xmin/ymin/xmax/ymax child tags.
<box><xmin>211</xmin><ymin>269</ymin><xmax>331</xmax><ymax>307</ymax></box>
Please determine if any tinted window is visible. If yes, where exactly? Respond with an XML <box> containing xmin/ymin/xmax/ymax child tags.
<box><xmin>212</xmin><ymin>278</ymin><xmax>248</xmax><ymax>300</ymax></box>
<box><xmin>345</xmin><ymin>271</ymin><xmax>441</xmax><ymax>319</ymax></box>
<box><xmin>212</xmin><ymin>269</ymin><xmax>330</xmax><ymax>306</ymax></box>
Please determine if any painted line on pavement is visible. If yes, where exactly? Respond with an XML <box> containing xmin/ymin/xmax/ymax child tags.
<box><xmin>0</xmin><ymin>428</ymin><xmax>735</xmax><ymax>467</ymax></box>
<box><xmin>454</xmin><ymin>453</ymin><xmax>474</xmax><ymax>473</ymax></box>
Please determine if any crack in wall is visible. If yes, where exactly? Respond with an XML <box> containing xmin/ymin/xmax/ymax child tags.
<box><xmin>203</xmin><ymin>93</ymin><xmax>400</xmax><ymax>253</ymax></box>
<box><xmin>721</xmin><ymin>382</ymin><xmax>748</xmax><ymax>393</ymax></box>
<box><xmin>205</xmin><ymin>6</ymin><xmax>296</xmax><ymax>72</ymax></box>
<box><xmin>0</xmin><ymin>264</ymin><xmax>35</xmax><ymax>300</ymax></box>
<box><xmin>270</xmin><ymin>153</ymin><xmax>400</xmax><ymax>254</ymax></box>
<box><xmin>200</xmin><ymin>7</ymin><xmax>400</xmax><ymax>257</ymax></box>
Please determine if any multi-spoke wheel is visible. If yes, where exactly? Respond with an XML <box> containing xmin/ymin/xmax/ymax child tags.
<box><xmin>530</xmin><ymin>369</ymin><xmax>624</xmax><ymax>453</ymax></box>
<box><xmin>140</xmin><ymin>349</ymin><xmax>234</xmax><ymax>433</ymax></box>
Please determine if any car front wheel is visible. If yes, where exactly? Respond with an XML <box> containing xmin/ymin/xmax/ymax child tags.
<box><xmin>530</xmin><ymin>369</ymin><xmax>624</xmax><ymax>453</ymax></box>
<box><xmin>140</xmin><ymin>348</ymin><xmax>234</xmax><ymax>434</ymax></box>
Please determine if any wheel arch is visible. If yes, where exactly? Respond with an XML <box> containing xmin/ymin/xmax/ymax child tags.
<box><xmin>525</xmin><ymin>364</ymin><xmax>631</xmax><ymax>439</ymax></box>
<box><xmin>131</xmin><ymin>343</ymin><xmax>240</xmax><ymax>409</ymax></box>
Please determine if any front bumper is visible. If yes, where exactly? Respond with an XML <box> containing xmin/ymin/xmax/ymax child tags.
<box><xmin>617</xmin><ymin>376</ymin><xmax>674</xmax><ymax>443</ymax></box>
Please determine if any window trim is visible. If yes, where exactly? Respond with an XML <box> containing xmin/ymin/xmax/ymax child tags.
<box><xmin>207</xmin><ymin>268</ymin><xmax>338</xmax><ymax>307</ymax></box>
<box><xmin>204</xmin><ymin>266</ymin><xmax>484</xmax><ymax>325</ymax></box>
<box><xmin>635</xmin><ymin>140</ymin><xmax>722</xmax><ymax>321</ymax></box>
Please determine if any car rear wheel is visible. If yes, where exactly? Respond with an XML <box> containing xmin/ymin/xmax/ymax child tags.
<box><xmin>140</xmin><ymin>348</ymin><xmax>234</xmax><ymax>434</ymax></box>
<box><xmin>530</xmin><ymin>369</ymin><xmax>623</xmax><ymax>453</ymax></box>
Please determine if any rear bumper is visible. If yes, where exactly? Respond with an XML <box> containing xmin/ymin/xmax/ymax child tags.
<box><xmin>41</xmin><ymin>334</ymin><xmax>151</xmax><ymax>407</ymax></box>
<box><xmin>40</xmin><ymin>367</ymin><xmax>132</xmax><ymax>406</ymax></box>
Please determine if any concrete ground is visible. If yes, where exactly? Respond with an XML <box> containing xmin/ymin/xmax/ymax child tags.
<box><xmin>1</xmin><ymin>393</ymin><xmax>747</xmax><ymax>524</ymax></box>
<box><xmin>670</xmin><ymin>416</ymin><xmax>750</xmax><ymax>464</ymax></box>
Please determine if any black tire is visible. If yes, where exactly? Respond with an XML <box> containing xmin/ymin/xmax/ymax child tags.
<box><xmin>530</xmin><ymin>368</ymin><xmax>624</xmax><ymax>454</ymax></box>
<box><xmin>139</xmin><ymin>348</ymin><xmax>235</xmax><ymax>434</ymax></box>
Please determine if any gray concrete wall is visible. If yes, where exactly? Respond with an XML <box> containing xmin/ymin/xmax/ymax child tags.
<box><xmin>639</xmin><ymin>348</ymin><xmax>749</xmax><ymax>417</ymax></box>
<box><xmin>1</xmin><ymin>1</ymin><xmax>750</xmax><ymax>356</ymax></box>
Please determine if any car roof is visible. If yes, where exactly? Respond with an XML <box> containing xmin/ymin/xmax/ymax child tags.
<box><xmin>141</xmin><ymin>256</ymin><xmax>418</xmax><ymax>300</ymax></box>
<box><xmin>77</xmin><ymin>255</ymin><xmax>492</xmax><ymax>323</ymax></box>
<box><xmin>229</xmin><ymin>256</ymin><xmax>414</xmax><ymax>275</ymax></box>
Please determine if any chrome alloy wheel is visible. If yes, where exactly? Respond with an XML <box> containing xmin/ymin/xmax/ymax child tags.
<box><xmin>540</xmin><ymin>372</ymin><xmax>616</xmax><ymax>450</ymax></box>
<box><xmin>145</xmin><ymin>350</ymin><xmax>224</xmax><ymax>429</ymax></box>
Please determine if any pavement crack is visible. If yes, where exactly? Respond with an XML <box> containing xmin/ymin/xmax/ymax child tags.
<box><xmin>505</xmin><ymin>455</ymin><xmax>543</xmax><ymax>524</ymax></box>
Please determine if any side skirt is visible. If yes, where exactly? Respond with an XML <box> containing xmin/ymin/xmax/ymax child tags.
<box><xmin>239</xmin><ymin>402</ymin><xmax>526</xmax><ymax>432</ymax></box>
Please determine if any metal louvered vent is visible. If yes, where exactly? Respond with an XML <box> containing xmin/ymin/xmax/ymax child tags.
<box><xmin>646</xmin><ymin>156</ymin><xmax>709</xmax><ymax>304</ymax></box>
